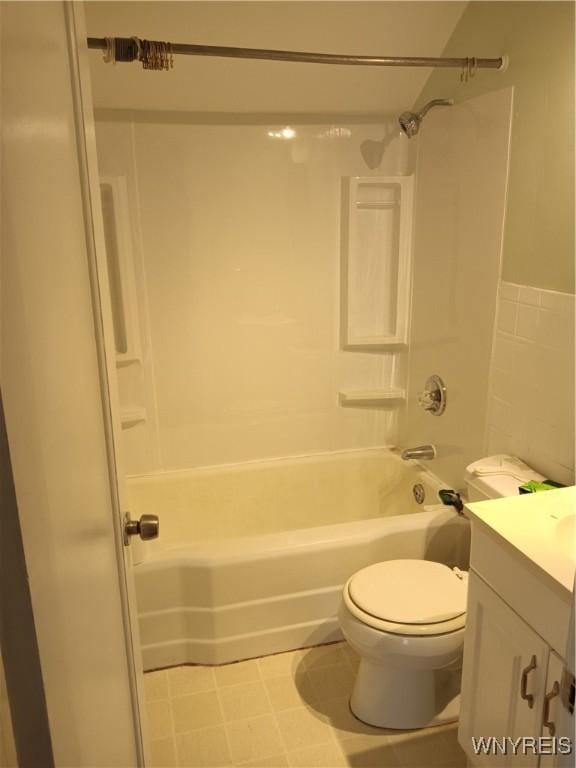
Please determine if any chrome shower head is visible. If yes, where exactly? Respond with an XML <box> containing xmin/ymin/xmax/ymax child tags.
<box><xmin>398</xmin><ymin>98</ymin><xmax>454</xmax><ymax>138</ymax></box>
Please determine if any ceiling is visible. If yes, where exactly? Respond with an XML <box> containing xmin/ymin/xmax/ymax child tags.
<box><xmin>86</xmin><ymin>1</ymin><xmax>466</xmax><ymax>115</ymax></box>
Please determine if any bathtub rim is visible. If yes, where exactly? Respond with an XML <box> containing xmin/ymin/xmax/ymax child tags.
<box><xmin>137</xmin><ymin>503</ymin><xmax>462</xmax><ymax>567</ymax></box>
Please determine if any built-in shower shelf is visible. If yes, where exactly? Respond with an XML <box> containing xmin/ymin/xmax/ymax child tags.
<box><xmin>116</xmin><ymin>354</ymin><xmax>142</xmax><ymax>368</ymax></box>
<box><xmin>343</xmin><ymin>336</ymin><xmax>408</xmax><ymax>351</ymax></box>
<box><xmin>120</xmin><ymin>407</ymin><xmax>147</xmax><ymax>429</ymax></box>
<box><xmin>355</xmin><ymin>201</ymin><xmax>398</xmax><ymax>211</ymax></box>
<box><xmin>339</xmin><ymin>389</ymin><xmax>406</xmax><ymax>406</ymax></box>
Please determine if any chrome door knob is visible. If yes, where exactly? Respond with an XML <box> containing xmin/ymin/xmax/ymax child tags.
<box><xmin>124</xmin><ymin>513</ymin><xmax>159</xmax><ymax>545</ymax></box>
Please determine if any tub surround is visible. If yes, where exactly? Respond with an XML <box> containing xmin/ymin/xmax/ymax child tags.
<box><xmin>402</xmin><ymin>88</ymin><xmax>513</xmax><ymax>490</ymax></box>
<box><xmin>94</xmin><ymin>117</ymin><xmax>415</xmax><ymax>477</ymax></box>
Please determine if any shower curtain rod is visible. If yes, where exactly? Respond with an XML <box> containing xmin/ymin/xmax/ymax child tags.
<box><xmin>87</xmin><ymin>37</ymin><xmax>504</xmax><ymax>71</ymax></box>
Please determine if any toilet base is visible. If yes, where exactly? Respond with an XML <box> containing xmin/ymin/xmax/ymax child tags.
<box><xmin>349</xmin><ymin>659</ymin><xmax>461</xmax><ymax>729</ymax></box>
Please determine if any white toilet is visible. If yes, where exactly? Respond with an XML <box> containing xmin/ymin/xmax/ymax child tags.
<box><xmin>338</xmin><ymin>455</ymin><xmax>543</xmax><ymax>730</ymax></box>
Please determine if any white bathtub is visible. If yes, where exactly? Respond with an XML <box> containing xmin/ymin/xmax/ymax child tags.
<box><xmin>128</xmin><ymin>449</ymin><xmax>470</xmax><ymax>669</ymax></box>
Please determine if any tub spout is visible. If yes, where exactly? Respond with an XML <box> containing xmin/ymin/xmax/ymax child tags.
<box><xmin>401</xmin><ymin>445</ymin><xmax>436</xmax><ymax>461</ymax></box>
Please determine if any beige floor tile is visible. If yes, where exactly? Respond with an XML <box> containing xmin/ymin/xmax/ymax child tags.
<box><xmin>263</xmin><ymin>670</ymin><xmax>316</xmax><ymax>711</ymax></box>
<box><xmin>150</xmin><ymin>736</ymin><xmax>177</xmax><ymax>767</ymax></box>
<box><xmin>145</xmin><ymin>670</ymin><xmax>170</xmax><ymax>702</ymax></box>
<box><xmin>301</xmin><ymin>644</ymin><xmax>346</xmax><ymax>672</ymax></box>
<box><xmin>240</xmin><ymin>755</ymin><xmax>289</xmax><ymax>768</ymax></box>
<box><xmin>307</xmin><ymin>664</ymin><xmax>355</xmax><ymax>702</ymax></box>
<box><xmin>258</xmin><ymin>650</ymin><xmax>306</xmax><ymax>679</ymax></box>
<box><xmin>168</xmin><ymin>665</ymin><xmax>216</xmax><ymax>698</ymax></box>
<box><xmin>318</xmin><ymin>697</ymin><xmax>388</xmax><ymax>741</ymax></box>
<box><xmin>219</xmin><ymin>681</ymin><xmax>272</xmax><ymax>722</ymax></box>
<box><xmin>226</xmin><ymin>714</ymin><xmax>284</xmax><ymax>764</ymax></box>
<box><xmin>147</xmin><ymin>700</ymin><xmax>173</xmax><ymax>741</ymax></box>
<box><xmin>388</xmin><ymin>726</ymin><xmax>457</xmax><ymax>767</ymax></box>
<box><xmin>172</xmin><ymin>690</ymin><xmax>223</xmax><ymax>733</ymax></box>
<box><xmin>339</xmin><ymin>734</ymin><xmax>401</xmax><ymax>767</ymax></box>
<box><xmin>175</xmin><ymin>724</ymin><xmax>232</xmax><ymax>767</ymax></box>
<box><xmin>287</xmin><ymin>741</ymin><xmax>346</xmax><ymax>767</ymax></box>
<box><xmin>215</xmin><ymin>659</ymin><xmax>261</xmax><ymax>688</ymax></box>
<box><xmin>275</xmin><ymin>706</ymin><xmax>333</xmax><ymax>753</ymax></box>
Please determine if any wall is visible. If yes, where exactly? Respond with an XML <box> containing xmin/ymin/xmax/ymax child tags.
<box><xmin>487</xmin><ymin>283</ymin><xmax>574</xmax><ymax>485</ymax></box>
<box><xmin>95</xmin><ymin>114</ymin><xmax>415</xmax><ymax>474</ymax></box>
<box><xmin>416</xmin><ymin>1</ymin><xmax>574</xmax><ymax>294</ymax></box>
<box><xmin>403</xmin><ymin>88</ymin><xmax>514</xmax><ymax>489</ymax></box>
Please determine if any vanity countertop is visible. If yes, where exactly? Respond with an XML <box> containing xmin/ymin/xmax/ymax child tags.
<box><xmin>465</xmin><ymin>486</ymin><xmax>575</xmax><ymax>595</ymax></box>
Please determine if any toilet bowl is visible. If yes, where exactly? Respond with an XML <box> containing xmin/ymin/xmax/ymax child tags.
<box><xmin>339</xmin><ymin>455</ymin><xmax>543</xmax><ymax>730</ymax></box>
<box><xmin>339</xmin><ymin>559</ymin><xmax>468</xmax><ymax>729</ymax></box>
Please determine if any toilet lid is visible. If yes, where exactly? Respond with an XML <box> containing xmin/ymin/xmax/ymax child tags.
<box><xmin>348</xmin><ymin>560</ymin><xmax>467</xmax><ymax>625</ymax></box>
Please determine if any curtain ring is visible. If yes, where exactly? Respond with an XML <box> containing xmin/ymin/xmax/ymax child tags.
<box><xmin>131</xmin><ymin>36</ymin><xmax>143</xmax><ymax>63</ymax></box>
<box><xmin>102</xmin><ymin>37</ymin><xmax>114</xmax><ymax>64</ymax></box>
<box><xmin>469</xmin><ymin>56</ymin><xmax>478</xmax><ymax>79</ymax></box>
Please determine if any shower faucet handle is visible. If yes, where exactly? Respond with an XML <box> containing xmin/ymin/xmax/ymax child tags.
<box><xmin>417</xmin><ymin>375</ymin><xmax>447</xmax><ymax>416</ymax></box>
<box><xmin>417</xmin><ymin>390</ymin><xmax>437</xmax><ymax>411</ymax></box>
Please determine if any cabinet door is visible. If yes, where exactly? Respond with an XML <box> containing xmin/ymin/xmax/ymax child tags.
<box><xmin>459</xmin><ymin>571</ymin><xmax>548</xmax><ymax>767</ymax></box>
<box><xmin>540</xmin><ymin>651</ymin><xmax>574</xmax><ymax>768</ymax></box>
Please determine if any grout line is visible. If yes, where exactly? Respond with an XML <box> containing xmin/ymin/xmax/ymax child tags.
<box><xmin>165</xmin><ymin>671</ymin><xmax>178</xmax><ymax>766</ymax></box>
<box><xmin>257</xmin><ymin>655</ymin><xmax>291</xmax><ymax>766</ymax></box>
<box><xmin>212</xmin><ymin>673</ymin><xmax>238</xmax><ymax>767</ymax></box>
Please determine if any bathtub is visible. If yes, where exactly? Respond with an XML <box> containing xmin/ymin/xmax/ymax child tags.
<box><xmin>128</xmin><ymin>449</ymin><xmax>470</xmax><ymax>669</ymax></box>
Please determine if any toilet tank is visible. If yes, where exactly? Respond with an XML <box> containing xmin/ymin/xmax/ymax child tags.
<box><xmin>464</xmin><ymin>455</ymin><xmax>545</xmax><ymax>501</ymax></box>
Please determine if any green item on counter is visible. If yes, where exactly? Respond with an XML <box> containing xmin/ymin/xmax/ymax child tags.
<box><xmin>518</xmin><ymin>479</ymin><xmax>565</xmax><ymax>494</ymax></box>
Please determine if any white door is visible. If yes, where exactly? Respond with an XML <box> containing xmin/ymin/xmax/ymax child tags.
<box><xmin>459</xmin><ymin>572</ymin><xmax>548</xmax><ymax>767</ymax></box>
<box><xmin>0</xmin><ymin>2</ymin><xmax>145</xmax><ymax>765</ymax></box>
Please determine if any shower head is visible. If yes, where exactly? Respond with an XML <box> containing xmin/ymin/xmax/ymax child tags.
<box><xmin>398</xmin><ymin>98</ymin><xmax>454</xmax><ymax>138</ymax></box>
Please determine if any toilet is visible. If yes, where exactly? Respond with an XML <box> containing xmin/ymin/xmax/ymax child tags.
<box><xmin>338</xmin><ymin>454</ymin><xmax>543</xmax><ymax>730</ymax></box>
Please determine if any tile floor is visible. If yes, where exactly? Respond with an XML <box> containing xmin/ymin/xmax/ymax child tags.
<box><xmin>145</xmin><ymin>641</ymin><xmax>467</xmax><ymax>768</ymax></box>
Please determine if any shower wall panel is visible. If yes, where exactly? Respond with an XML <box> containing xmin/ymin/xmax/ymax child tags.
<box><xmin>95</xmin><ymin>116</ymin><xmax>415</xmax><ymax>474</ymax></box>
<box><xmin>401</xmin><ymin>88</ymin><xmax>514</xmax><ymax>489</ymax></box>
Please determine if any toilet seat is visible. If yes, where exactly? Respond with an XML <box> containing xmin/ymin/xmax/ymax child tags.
<box><xmin>344</xmin><ymin>560</ymin><xmax>468</xmax><ymax>637</ymax></box>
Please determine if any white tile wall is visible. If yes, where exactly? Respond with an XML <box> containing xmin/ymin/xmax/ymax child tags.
<box><xmin>487</xmin><ymin>282</ymin><xmax>575</xmax><ymax>485</ymax></box>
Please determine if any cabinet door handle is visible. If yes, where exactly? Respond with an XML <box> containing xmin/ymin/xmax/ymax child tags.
<box><xmin>543</xmin><ymin>681</ymin><xmax>560</xmax><ymax>736</ymax></box>
<box><xmin>520</xmin><ymin>655</ymin><xmax>537</xmax><ymax>708</ymax></box>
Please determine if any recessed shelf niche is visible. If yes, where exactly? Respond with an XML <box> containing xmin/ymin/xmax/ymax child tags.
<box><xmin>341</xmin><ymin>175</ymin><xmax>413</xmax><ymax>349</ymax></box>
<box><xmin>100</xmin><ymin>176</ymin><xmax>147</xmax><ymax>430</ymax></box>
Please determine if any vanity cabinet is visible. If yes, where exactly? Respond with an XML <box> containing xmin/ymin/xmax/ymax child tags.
<box><xmin>459</xmin><ymin>572</ymin><xmax>574</xmax><ymax>767</ymax></box>
<box><xmin>460</xmin><ymin>572</ymin><xmax>549</xmax><ymax>767</ymax></box>
<box><xmin>459</xmin><ymin>490</ymin><xmax>575</xmax><ymax>768</ymax></box>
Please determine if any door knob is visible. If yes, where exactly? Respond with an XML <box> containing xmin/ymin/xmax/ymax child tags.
<box><xmin>124</xmin><ymin>513</ymin><xmax>159</xmax><ymax>545</ymax></box>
